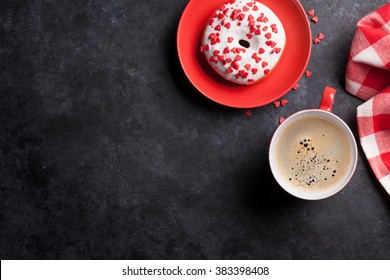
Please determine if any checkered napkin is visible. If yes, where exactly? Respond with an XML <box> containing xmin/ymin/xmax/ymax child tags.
<box><xmin>345</xmin><ymin>3</ymin><xmax>390</xmax><ymax>194</ymax></box>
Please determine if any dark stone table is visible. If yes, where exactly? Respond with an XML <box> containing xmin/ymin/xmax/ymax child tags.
<box><xmin>1</xmin><ymin>0</ymin><xmax>389</xmax><ymax>259</ymax></box>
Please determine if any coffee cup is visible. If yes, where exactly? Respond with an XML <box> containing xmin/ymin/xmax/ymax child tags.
<box><xmin>269</xmin><ymin>87</ymin><xmax>358</xmax><ymax>200</ymax></box>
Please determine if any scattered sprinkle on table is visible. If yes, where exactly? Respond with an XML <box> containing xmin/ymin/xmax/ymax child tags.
<box><xmin>311</xmin><ymin>16</ymin><xmax>319</xmax><ymax>23</ymax></box>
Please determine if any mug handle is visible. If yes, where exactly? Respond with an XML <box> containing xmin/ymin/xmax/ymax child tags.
<box><xmin>319</xmin><ymin>87</ymin><xmax>336</xmax><ymax>112</ymax></box>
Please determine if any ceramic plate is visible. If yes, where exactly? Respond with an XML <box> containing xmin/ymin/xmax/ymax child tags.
<box><xmin>177</xmin><ymin>0</ymin><xmax>312</xmax><ymax>108</ymax></box>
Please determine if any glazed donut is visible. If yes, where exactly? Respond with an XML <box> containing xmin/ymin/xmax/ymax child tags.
<box><xmin>200</xmin><ymin>0</ymin><xmax>286</xmax><ymax>85</ymax></box>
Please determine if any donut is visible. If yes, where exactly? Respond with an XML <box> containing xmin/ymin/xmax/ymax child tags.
<box><xmin>200</xmin><ymin>0</ymin><xmax>286</xmax><ymax>85</ymax></box>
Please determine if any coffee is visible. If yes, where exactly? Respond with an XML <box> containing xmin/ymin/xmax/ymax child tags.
<box><xmin>276</xmin><ymin>117</ymin><xmax>351</xmax><ymax>192</ymax></box>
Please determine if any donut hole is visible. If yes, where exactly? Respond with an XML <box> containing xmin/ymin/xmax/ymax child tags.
<box><xmin>239</xmin><ymin>39</ymin><xmax>250</xmax><ymax>48</ymax></box>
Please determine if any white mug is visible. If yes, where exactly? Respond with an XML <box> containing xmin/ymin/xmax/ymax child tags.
<box><xmin>269</xmin><ymin>87</ymin><xmax>358</xmax><ymax>200</ymax></box>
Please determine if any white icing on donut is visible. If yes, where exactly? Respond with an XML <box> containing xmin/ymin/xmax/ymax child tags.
<box><xmin>201</xmin><ymin>0</ymin><xmax>286</xmax><ymax>85</ymax></box>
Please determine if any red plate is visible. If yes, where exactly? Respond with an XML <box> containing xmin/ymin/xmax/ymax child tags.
<box><xmin>177</xmin><ymin>0</ymin><xmax>311</xmax><ymax>108</ymax></box>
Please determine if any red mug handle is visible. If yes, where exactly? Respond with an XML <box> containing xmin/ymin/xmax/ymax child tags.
<box><xmin>319</xmin><ymin>87</ymin><xmax>336</xmax><ymax>112</ymax></box>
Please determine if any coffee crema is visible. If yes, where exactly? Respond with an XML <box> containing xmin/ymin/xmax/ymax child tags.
<box><xmin>276</xmin><ymin>117</ymin><xmax>351</xmax><ymax>192</ymax></box>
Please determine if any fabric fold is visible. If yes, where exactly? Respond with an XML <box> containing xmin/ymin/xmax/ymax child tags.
<box><xmin>345</xmin><ymin>3</ymin><xmax>390</xmax><ymax>194</ymax></box>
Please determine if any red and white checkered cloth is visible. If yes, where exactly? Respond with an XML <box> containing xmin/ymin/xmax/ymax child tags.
<box><xmin>345</xmin><ymin>3</ymin><xmax>390</xmax><ymax>194</ymax></box>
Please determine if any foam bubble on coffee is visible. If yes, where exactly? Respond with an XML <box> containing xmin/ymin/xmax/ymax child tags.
<box><xmin>276</xmin><ymin>117</ymin><xmax>351</xmax><ymax>192</ymax></box>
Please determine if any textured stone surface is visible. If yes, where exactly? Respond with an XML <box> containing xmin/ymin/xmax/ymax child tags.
<box><xmin>1</xmin><ymin>0</ymin><xmax>389</xmax><ymax>259</ymax></box>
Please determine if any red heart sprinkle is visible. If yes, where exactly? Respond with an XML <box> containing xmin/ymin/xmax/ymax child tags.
<box><xmin>237</xmin><ymin>22</ymin><xmax>241</xmax><ymax>26</ymax></box>
<box><xmin>253</xmin><ymin>5</ymin><xmax>259</xmax><ymax>11</ymax></box>
<box><xmin>228</xmin><ymin>37</ymin><xmax>234</xmax><ymax>43</ymax></box>
<box><xmin>243</xmin><ymin>6</ymin><xmax>249</xmax><ymax>12</ymax></box>
<box><xmin>317</xmin><ymin>32</ymin><xmax>325</xmax><ymax>40</ymax></box>
<box><xmin>263</xmin><ymin>17</ymin><xmax>269</xmax><ymax>23</ymax></box>
<box><xmin>218</xmin><ymin>13</ymin><xmax>225</xmax><ymax>20</ymax></box>
<box><xmin>247</xmin><ymin>2</ymin><xmax>253</xmax><ymax>7</ymax></box>
<box><xmin>251</xmin><ymin>53</ymin><xmax>261</xmax><ymax>63</ymax></box>
<box><xmin>274</xmin><ymin>101</ymin><xmax>281</xmax><ymax>108</ymax></box>
<box><xmin>209</xmin><ymin>33</ymin><xmax>217</xmax><ymax>39</ymax></box>
<box><xmin>265</xmin><ymin>33</ymin><xmax>272</xmax><ymax>39</ymax></box>
<box><xmin>279</xmin><ymin>117</ymin><xmax>285</xmax><ymax>124</ymax></box>
<box><xmin>210</xmin><ymin>56</ymin><xmax>218</xmax><ymax>63</ymax></box>
<box><xmin>227</xmin><ymin>67</ymin><xmax>233</xmax><ymax>73</ymax></box>
<box><xmin>258</xmin><ymin>47</ymin><xmax>265</xmax><ymax>54</ymax></box>
<box><xmin>307</xmin><ymin>9</ymin><xmax>315</xmax><ymax>16</ymax></box>
<box><xmin>204</xmin><ymin>44</ymin><xmax>210</xmax><ymax>51</ymax></box>
<box><xmin>264</xmin><ymin>69</ymin><xmax>270</xmax><ymax>74</ymax></box>
<box><xmin>262</xmin><ymin>26</ymin><xmax>268</xmax><ymax>31</ymax></box>
<box><xmin>218</xmin><ymin>55</ymin><xmax>225</xmax><ymax>61</ymax></box>
<box><xmin>251</xmin><ymin>68</ymin><xmax>258</xmax><ymax>74</ymax></box>
<box><xmin>224</xmin><ymin>22</ymin><xmax>231</xmax><ymax>29</ymax></box>
<box><xmin>305</xmin><ymin>70</ymin><xmax>312</xmax><ymax>77</ymax></box>
<box><xmin>313</xmin><ymin>37</ymin><xmax>320</xmax><ymax>44</ymax></box>
<box><xmin>281</xmin><ymin>99</ymin><xmax>288</xmax><ymax>106</ymax></box>
<box><xmin>214</xmin><ymin>50</ymin><xmax>220</xmax><ymax>56</ymax></box>
<box><xmin>246</xmin><ymin>34</ymin><xmax>253</xmax><ymax>39</ymax></box>
<box><xmin>248</xmin><ymin>15</ymin><xmax>254</xmax><ymax>21</ymax></box>
<box><xmin>274</xmin><ymin>47</ymin><xmax>281</xmax><ymax>54</ymax></box>
<box><xmin>262</xmin><ymin>61</ymin><xmax>268</xmax><ymax>68</ymax></box>
<box><xmin>265</xmin><ymin>40</ymin><xmax>276</xmax><ymax>47</ymax></box>
<box><xmin>238</xmin><ymin>13</ymin><xmax>245</xmax><ymax>20</ymax></box>
<box><xmin>255</xmin><ymin>29</ymin><xmax>261</xmax><ymax>35</ymax></box>
<box><xmin>250</xmin><ymin>26</ymin><xmax>257</xmax><ymax>33</ymax></box>
<box><xmin>231</xmin><ymin>11</ymin><xmax>239</xmax><ymax>20</ymax></box>
<box><xmin>249</xmin><ymin>20</ymin><xmax>255</xmax><ymax>27</ymax></box>
<box><xmin>311</xmin><ymin>16</ymin><xmax>318</xmax><ymax>23</ymax></box>
<box><xmin>247</xmin><ymin>79</ymin><xmax>254</xmax><ymax>83</ymax></box>
<box><xmin>215</xmin><ymin>25</ymin><xmax>221</xmax><ymax>31</ymax></box>
<box><xmin>226</xmin><ymin>58</ymin><xmax>232</xmax><ymax>62</ymax></box>
<box><xmin>235</xmin><ymin>55</ymin><xmax>242</xmax><ymax>61</ymax></box>
<box><xmin>245</xmin><ymin>64</ymin><xmax>251</xmax><ymax>70</ymax></box>
<box><xmin>223</xmin><ymin>47</ymin><xmax>230</xmax><ymax>54</ymax></box>
<box><xmin>209</xmin><ymin>19</ymin><xmax>214</xmax><ymax>26</ymax></box>
<box><xmin>231</xmin><ymin>61</ymin><xmax>239</xmax><ymax>70</ymax></box>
